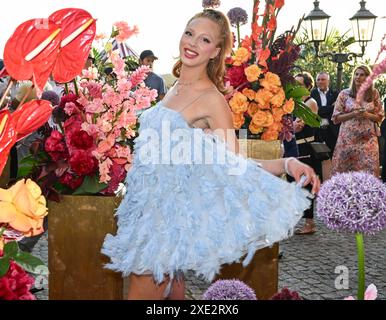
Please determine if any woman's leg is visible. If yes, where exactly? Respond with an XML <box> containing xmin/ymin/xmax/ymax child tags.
<box><xmin>127</xmin><ymin>274</ymin><xmax>185</xmax><ymax>300</ymax></box>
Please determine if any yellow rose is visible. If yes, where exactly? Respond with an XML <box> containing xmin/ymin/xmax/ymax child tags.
<box><xmin>0</xmin><ymin>179</ymin><xmax>48</xmax><ymax>237</ymax></box>
<box><xmin>242</xmin><ymin>88</ymin><xmax>256</xmax><ymax>101</ymax></box>
<box><xmin>262</xmin><ymin>129</ymin><xmax>279</xmax><ymax>141</ymax></box>
<box><xmin>252</xmin><ymin>110</ymin><xmax>274</xmax><ymax>127</ymax></box>
<box><xmin>232</xmin><ymin>112</ymin><xmax>245</xmax><ymax>129</ymax></box>
<box><xmin>270</xmin><ymin>88</ymin><xmax>285</xmax><ymax>107</ymax></box>
<box><xmin>229</xmin><ymin>92</ymin><xmax>249</xmax><ymax>113</ymax></box>
<box><xmin>260</xmin><ymin>72</ymin><xmax>282</xmax><ymax>92</ymax></box>
<box><xmin>244</xmin><ymin>64</ymin><xmax>262</xmax><ymax>82</ymax></box>
<box><xmin>232</xmin><ymin>47</ymin><xmax>251</xmax><ymax>66</ymax></box>
<box><xmin>272</xmin><ymin>107</ymin><xmax>286</xmax><ymax>122</ymax></box>
<box><xmin>282</xmin><ymin>98</ymin><xmax>295</xmax><ymax>114</ymax></box>
<box><xmin>254</xmin><ymin>88</ymin><xmax>273</xmax><ymax>107</ymax></box>
<box><xmin>247</xmin><ymin>102</ymin><xmax>259</xmax><ymax>117</ymax></box>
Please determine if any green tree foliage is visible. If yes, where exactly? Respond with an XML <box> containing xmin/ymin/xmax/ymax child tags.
<box><xmin>295</xmin><ymin>28</ymin><xmax>367</xmax><ymax>91</ymax></box>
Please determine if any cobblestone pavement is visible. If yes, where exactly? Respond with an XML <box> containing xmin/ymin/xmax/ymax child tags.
<box><xmin>32</xmin><ymin>218</ymin><xmax>386</xmax><ymax>300</ymax></box>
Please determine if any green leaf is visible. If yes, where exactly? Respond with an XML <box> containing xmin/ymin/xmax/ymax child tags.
<box><xmin>0</xmin><ymin>257</ymin><xmax>11</xmax><ymax>278</ymax></box>
<box><xmin>293</xmin><ymin>101</ymin><xmax>321</xmax><ymax>128</ymax></box>
<box><xmin>17</xmin><ymin>165</ymin><xmax>35</xmax><ymax>179</ymax></box>
<box><xmin>13</xmin><ymin>252</ymin><xmax>45</xmax><ymax>274</ymax></box>
<box><xmin>286</xmin><ymin>85</ymin><xmax>310</xmax><ymax>100</ymax></box>
<box><xmin>72</xmin><ymin>175</ymin><xmax>108</xmax><ymax>195</ymax></box>
<box><xmin>3</xmin><ymin>241</ymin><xmax>19</xmax><ymax>258</ymax></box>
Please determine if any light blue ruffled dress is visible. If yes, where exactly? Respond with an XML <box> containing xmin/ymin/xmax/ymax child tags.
<box><xmin>101</xmin><ymin>102</ymin><xmax>311</xmax><ymax>284</ymax></box>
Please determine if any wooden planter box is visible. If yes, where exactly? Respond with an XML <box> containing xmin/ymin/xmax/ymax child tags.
<box><xmin>48</xmin><ymin>195</ymin><xmax>125</xmax><ymax>300</ymax></box>
<box><xmin>215</xmin><ymin>139</ymin><xmax>282</xmax><ymax>300</ymax></box>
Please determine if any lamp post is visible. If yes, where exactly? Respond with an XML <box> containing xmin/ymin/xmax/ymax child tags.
<box><xmin>304</xmin><ymin>0</ymin><xmax>377</xmax><ymax>91</ymax></box>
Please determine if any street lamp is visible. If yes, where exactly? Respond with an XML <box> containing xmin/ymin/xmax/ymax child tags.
<box><xmin>304</xmin><ymin>0</ymin><xmax>377</xmax><ymax>91</ymax></box>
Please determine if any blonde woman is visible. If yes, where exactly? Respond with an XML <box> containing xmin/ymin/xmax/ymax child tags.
<box><xmin>102</xmin><ymin>9</ymin><xmax>320</xmax><ymax>300</ymax></box>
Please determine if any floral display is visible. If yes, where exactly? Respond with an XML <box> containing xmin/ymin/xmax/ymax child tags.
<box><xmin>317</xmin><ymin>171</ymin><xmax>386</xmax><ymax>300</ymax></box>
<box><xmin>202</xmin><ymin>279</ymin><xmax>257</xmax><ymax>300</ymax></box>
<box><xmin>225</xmin><ymin>0</ymin><xmax>320</xmax><ymax>141</ymax></box>
<box><xmin>18</xmin><ymin>22</ymin><xmax>157</xmax><ymax>199</ymax></box>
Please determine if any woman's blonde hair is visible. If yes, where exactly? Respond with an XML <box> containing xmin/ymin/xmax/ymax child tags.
<box><xmin>349</xmin><ymin>65</ymin><xmax>374</xmax><ymax>102</ymax></box>
<box><xmin>172</xmin><ymin>9</ymin><xmax>233</xmax><ymax>93</ymax></box>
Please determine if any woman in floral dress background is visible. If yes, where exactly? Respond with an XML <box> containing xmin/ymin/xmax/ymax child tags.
<box><xmin>331</xmin><ymin>65</ymin><xmax>384</xmax><ymax>176</ymax></box>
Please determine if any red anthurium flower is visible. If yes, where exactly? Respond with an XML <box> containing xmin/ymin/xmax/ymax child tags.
<box><xmin>12</xmin><ymin>100</ymin><xmax>53</xmax><ymax>142</ymax></box>
<box><xmin>0</xmin><ymin>110</ymin><xmax>16</xmax><ymax>176</ymax></box>
<box><xmin>49</xmin><ymin>8</ymin><xmax>96</xmax><ymax>83</ymax></box>
<box><xmin>3</xmin><ymin>19</ymin><xmax>61</xmax><ymax>97</ymax></box>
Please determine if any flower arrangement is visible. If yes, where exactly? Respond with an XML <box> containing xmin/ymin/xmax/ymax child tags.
<box><xmin>18</xmin><ymin>22</ymin><xmax>157</xmax><ymax>199</ymax></box>
<box><xmin>224</xmin><ymin>0</ymin><xmax>320</xmax><ymax>141</ymax></box>
<box><xmin>317</xmin><ymin>172</ymin><xmax>386</xmax><ymax>300</ymax></box>
<box><xmin>203</xmin><ymin>279</ymin><xmax>257</xmax><ymax>300</ymax></box>
<box><xmin>0</xmin><ymin>179</ymin><xmax>48</xmax><ymax>300</ymax></box>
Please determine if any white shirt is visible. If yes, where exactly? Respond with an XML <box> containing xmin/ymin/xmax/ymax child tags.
<box><xmin>318</xmin><ymin>88</ymin><xmax>329</xmax><ymax>107</ymax></box>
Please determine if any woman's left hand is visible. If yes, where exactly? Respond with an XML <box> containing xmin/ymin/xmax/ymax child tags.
<box><xmin>287</xmin><ymin>158</ymin><xmax>321</xmax><ymax>194</ymax></box>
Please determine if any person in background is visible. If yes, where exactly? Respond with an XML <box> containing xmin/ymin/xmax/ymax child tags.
<box><xmin>139</xmin><ymin>50</ymin><xmax>167</xmax><ymax>101</ymax></box>
<box><xmin>331</xmin><ymin>65</ymin><xmax>383</xmax><ymax>177</ymax></box>
<box><xmin>293</xmin><ymin>72</ymin><xmax>320</xmax><ymax>235</ymax></box>
<box><xmin>311</xmin><ymin>72</ymin><xmax>339</xmax><ymax>152</ymax></box>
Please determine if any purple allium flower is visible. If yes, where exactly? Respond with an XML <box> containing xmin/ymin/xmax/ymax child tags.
<box><xmin>227</xmin><ymin>7</ymin><xmax>248</xmax><ymax>27</ymax></box>
<box><xmin>41</xmin><ymin>90</ymin><xmax>60</xmax><ymax>107</ymax></box>
<box><xmin>203</xmin><ymin>279</ymin><xmax>257</xmax><ymax>300</ymax></box>
<box><xmin>270</xmin><ymin>288</ymin><xmax>303</xmax><ymax>300</ymax></box>
<box><xmin>317</xmin><ymin>172</ymin><xmax>386</xmax><ymax>235</ymax></box>
<box><xmin>202</xmin><ymin>0</ymin><xmax>221</xmax><ymax>9</ymax></box>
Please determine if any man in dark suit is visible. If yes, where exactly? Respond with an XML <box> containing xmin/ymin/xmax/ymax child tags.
<box><xmin>311</xmin><ymin>72</ymin><xmax>339</xmax><ymax>154</ymax></box>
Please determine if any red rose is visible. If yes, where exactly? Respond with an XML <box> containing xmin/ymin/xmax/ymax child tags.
<box><xmin>59</xmin><ymin>173</ymin><xmax>84</xmax><ymax>190</ymax></box>
<box><xmin>59</xmin><ymin>93</ymin><xmax>82</xmax><ymax>109</ymax></box>
<box><xmin>225</xmin><ymin>65</ymin><xmax>248</xmax><ymax>88</ymax></box>
<box><xmin>102</xmin><ymin>162</ymin><xmax>127</xmax><ymax>195</ymax></box>
<box><xmin>45</xmin><ymin>130</ymin><xmax>69</xmax><ymax>161</ymax></box>
<box><xmin>69</xmin><ymin>150</ymin><xmax>98</xmax><ymax>176</ymax></box>
<box><xmin>0</xmin><ymin>251</ymin><xmax>36</xmax><ymax>300</ymax></box>
<box><xmin>68</xmin><ymin>130</ymin><xmax>94</xmax><ymax>150</ymax></box>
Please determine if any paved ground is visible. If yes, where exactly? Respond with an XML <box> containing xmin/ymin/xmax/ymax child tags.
<box><xmin>31</xmin><ymin>218</ymin><xmax>386</xmax><ymax>300</ymax></box>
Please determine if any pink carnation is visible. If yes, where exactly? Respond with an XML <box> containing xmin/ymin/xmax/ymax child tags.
<box><xmin>129</xmin><ymin>65</ymin><xmax>151</xmax><ymax>87</ymax></box>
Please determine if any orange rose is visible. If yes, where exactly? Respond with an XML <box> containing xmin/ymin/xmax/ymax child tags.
<box><xmin>270</xmin><ymin>121</ymin><xmax>283</xmax><ymax>132</ymax></box>
<box><xmin>252</xmin><ymin>110</ymin><xmax>274</xmax><ymax>127</ymax></box>
<box><xmin>282</xmin><ymin>98</ymin><xmax>295</xmax><ymax>114</ymax></box>
<box><xmin>242</xmin><ymin>88</ymin><xmax>256</xmax><ymax>101</ymax></box>
<box><xmin>262</xmin><ymin>129</ymin><xmax>279</xmax><ymax>141</ymax></box>
<box><xmin>272</xmin><ymin>107</ymin><xmax>286</xmax><ymax>122</ymax></box>
<box><xmin>260</xmin><ymin>72</ymin><xmax>282</xmax><ymax>92</ymax></box>
<box><xmin>229</xmin><ymin>92</ymin><xmax>249</xmax><ymax>113</ymax></box>
<box><xmin>247</xmin><ymin>102</ymin><xmax>259</xmax><ymax>117</ymax></box>
<box><xmin>270</xmin><ymin>88</ymin><xmax>285</xmax><ymax>107</ymax></box>
<box><xmin>254</xmin><ymin>88</ymin><xmax>273</xmax><ymax>106</ymax></box>
<box><xmin>232</xmin><ymin>47</ymin><xmax>251</xmax><ymax>66</ymax></box>
<box><xmin>232</xmin><ymin>112</ymin><xmax>245</xmax><ymax>129</ymax></box>
<box><xmin>249</xmin><ymin>122</ymin><xmax>264</xmax><ymax>134</ymax></box>
<box><xmin>244</xmin><ymin>64</ymin><xmax>262</xmax><ymax>82</ymax></box>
